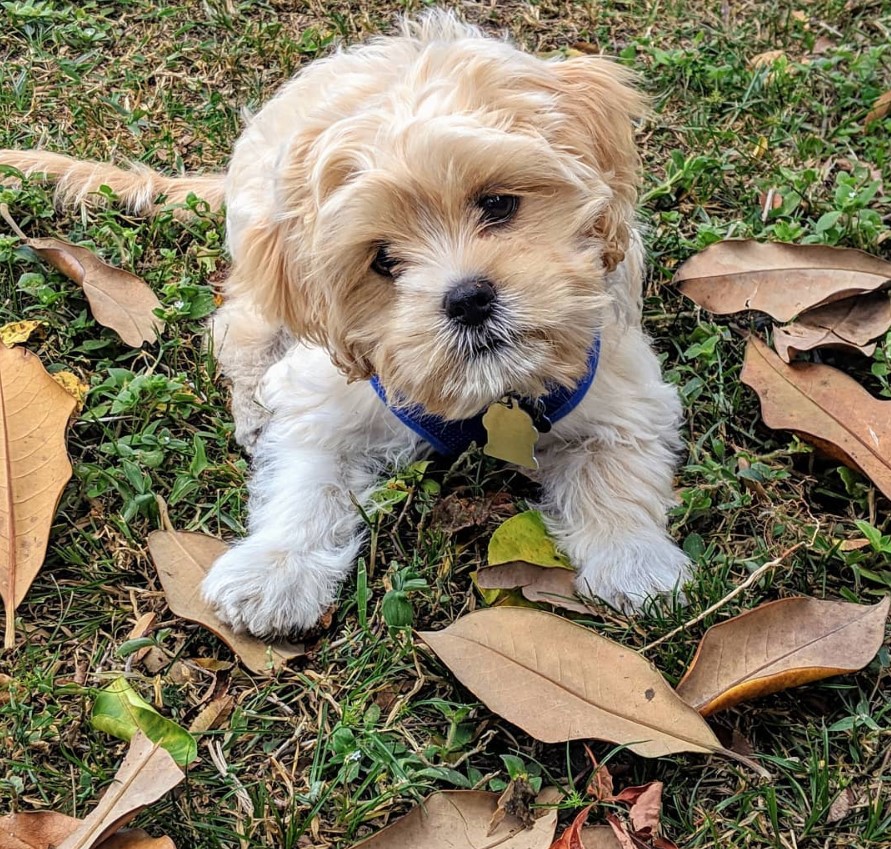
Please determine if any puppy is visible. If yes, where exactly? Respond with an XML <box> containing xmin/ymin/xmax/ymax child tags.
<box><xmin>1</xmin><ymin>12</ymin><xmax>690</xmax><ymax>637</ymax></box>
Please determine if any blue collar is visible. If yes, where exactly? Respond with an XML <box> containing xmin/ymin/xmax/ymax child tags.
<box><xmin>370</xmin><ymin>334</ymin><xmax>601</xmax><ymax>456</ymax></box>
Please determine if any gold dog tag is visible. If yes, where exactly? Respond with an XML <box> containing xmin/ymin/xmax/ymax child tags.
<box><xmin>482</xmin><ymin>397</ymin><xmax>539</xmax><ymax>470</ymax></box>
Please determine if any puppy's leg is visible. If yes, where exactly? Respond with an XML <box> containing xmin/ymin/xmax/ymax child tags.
<box><xmin>209</xmin><ymin>297</ymin><xmax>292</xmax><ymax>451</ymax></box>
<box><xmin>202</xmin><ymin>419</ymin><xmax>377</xmax><ymax>636</ymax></box>
<box><xmin>536</xmin><ymin>332</ymin><xmax>691</xmax><ymax>611</ymax></box>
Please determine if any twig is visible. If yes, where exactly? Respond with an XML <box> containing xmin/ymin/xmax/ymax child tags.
<box><xmin>639</xmin><ymin>543</ymin><xmax>802</xmax><ymax>654</ymax></box>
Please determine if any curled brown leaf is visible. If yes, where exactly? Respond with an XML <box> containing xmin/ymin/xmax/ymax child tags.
<box><xmin>676</xmin><ymin>595</ymin><xmax>891</xmax><ymax>715</ymax></box>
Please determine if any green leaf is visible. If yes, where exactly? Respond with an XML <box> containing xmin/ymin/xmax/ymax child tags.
<box><xmin>500</xmin><ymin>754</ymin><xmax>526</xmax><ymax>780</ymax></box>
<box><xmin>683</xmin><ymin>532</ymin><xmax>706</xmax><ymax>560</ymax></box>
<box><xmin>382</xmin><ymin>590</ymin><xmax>414</xmax><ymax>627</ymax></box>
<box><xmin>487</xmin><ymin>511</ymin><xmax>572</xmax><ymax>570</ymax></box>
<box><xmin>91</xmin><ymin>677</ymin><xmax>197</xmax><ymax>766</ymax></box>
<box><xmin>854</xmin><ymin>520</ymin><xmax>885</xmax><ymax>552</ymax></box>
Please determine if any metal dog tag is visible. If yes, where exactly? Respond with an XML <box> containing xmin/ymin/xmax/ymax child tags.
<box><xmin>482</xmin><ymin>397</ymin><xmax>539</xmax><ymax>470</ymax></box>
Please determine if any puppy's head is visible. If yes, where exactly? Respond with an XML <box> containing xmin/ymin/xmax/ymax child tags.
<box><xmin>235</xmin><ymin>14</ymin><xmax>646</xmax><ymax>419</ymax></box>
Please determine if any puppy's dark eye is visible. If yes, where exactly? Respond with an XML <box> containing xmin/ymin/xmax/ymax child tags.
<box><xmin>371</xmin><ymin>244</ymin><xmax>398</xmax><ymax>278</ymax></box>
<box><xmin>478</xmin><ymin>194</ymin><xmax>520</xmax><ymax>226</ymax></box>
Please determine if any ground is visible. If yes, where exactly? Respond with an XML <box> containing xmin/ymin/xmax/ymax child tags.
<box><xmin>1</xmin><ymin>1</ymin><xmax>890</xmax><ymax>847</ymax></box>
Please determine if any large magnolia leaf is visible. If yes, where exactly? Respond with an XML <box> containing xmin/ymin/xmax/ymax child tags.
<box><xmin>773</xmin><ymin>292</ymin><xmax>891</xmax><ymax>362</ymax></box>
<box><xmin>420</xmin><ymin>608</ymin><xmax>743</xmax><ymax>763</ymax></box>
<box><xmin>676</xmin><ymin>596</ymin><xmax>890</xmax><ymax>715</ymax></box>
<box><xmin>741</xmin><ymin>336</ymin><xmax>891</xmax><ymax>499</ymax></box>
<box><xmin>58</xmin><ymin>732</ymin><xmax>183</xmax><ymax>849</ymax></box>
<box><xmin>146</xmin><ymin>529</ymin><xmax>303</xmax><ymax>675</ymax></box>
<box><xmin>0</xmin><ymin>813</ymin><xmax>80</xmax><ymax>849</ymax></box>
<box><xmin>96</xmin><ymin>835</ymin><xmax>175</xmax><ymax>849</ymax></box>
<box><xmin>675</xmin><ymin>240</ymin><xmax>891</xmax><ymax>322</ymax></box>
<box><xmin>351</xmin><ymin>790</ymin><xmax>558</xmax><ymax>848</ymax></box>
<box><xmin>0</xmin><ymin>344</ymin><xmax>75</xmax><ymax>648</ymax></box>
<box><xmin>2</xmin><ymin>205</ymin><xmax>163</xmax><ymax>347</ymax></box>
<box><xmin>0</xmin><ymin>814</ymin><xmax>174</xmax><ymax>849</ymax></box>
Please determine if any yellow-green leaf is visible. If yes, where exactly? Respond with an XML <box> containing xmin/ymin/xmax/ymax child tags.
<box><xmin>0</xmin><ymin>320</ymin><xmax>43</xmax><ymax>346</ymax></box>
<box><xmin>91</xmin><ymin>678</ymin><xmax>197</xmax><ymax>766</ymax></box>
<box><xmin>487</xmin><ymin>511</ymin><xmax>571</xmax><ymax>570</ymax></box>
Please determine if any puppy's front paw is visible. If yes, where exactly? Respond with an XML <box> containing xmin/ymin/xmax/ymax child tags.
<box><xmin>202</xmin><ymin>542</ymin><xmax>338</xmax><ymax>637</ymax></box>
<box><xmin>574</xmin><ymin>531</ymin><xmax>691</xmax><ymax>613</ymax></box>
<box><xmin>231</xmin><ymin>403</ymin><xmax>270</xmax><ymax>453</ymax></box>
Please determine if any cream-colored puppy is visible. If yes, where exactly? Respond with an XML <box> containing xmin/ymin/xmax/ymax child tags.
<box><xmin>1</xmin><ymin>12</ymin><xmax>690</xmax><ymax>636</ymax></box>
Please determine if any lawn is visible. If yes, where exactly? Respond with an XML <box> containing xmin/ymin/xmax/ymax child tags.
<box><xmin>1</xmin><ymin>1</ymin><xmax>890</xmax><ymax>847</ymax></box>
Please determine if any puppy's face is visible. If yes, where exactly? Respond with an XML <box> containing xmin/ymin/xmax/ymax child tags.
<box><xmin>243</xmin><ymin>25</ymin><xmax>645</xmax><ymax>419</ymax></box>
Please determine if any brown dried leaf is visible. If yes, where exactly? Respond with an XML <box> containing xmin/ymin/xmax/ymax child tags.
<box><xmin>188</xmin><ymin>693</ymin><xmax>234</xmax><ymax>734</ymax></box>
<box><xmin>826</xmin><ymin>787</ymin><xmax>855</xmax><ymax>824</ymax></box>
<box><xmin>420</xmin><ymin>608</ymin><xmax>732</xmax><ymax>761</ymax></box>
<box><xmin>838</xmin><ymin>538</ymin><xmax>871</xmax><ymax>552</ymax></box>
<box><xmin>127</xmin><ymin>612</ymin><xmax>156</xmax><ymax>641</ymax></box>
<box><xmin>583</xmin><ymin>746</ymin><xmax>614</xmax><ymax>803</ymax></box>
<box><xmin>488</xmin><ymin>778</ymin><xmax>538</xmax><ymax>835</ymax></box>
<box><xmin>0</xmin><ymin>812</ymin><xmax>80</xmax><ymax>849</ymax></box>
<box><xmin>773</xmin><ymin>292</ymin><xmax>891</xmax><ymax>362</ymax></box>
<box><xmin>605</xmin><ymin>816</ymin><xmax>678</xmax><ymax>849</ymax></box>
<box><xmin>749</xmin><ymin>49</ymin><xmax>786</xmax><ymax>67</ymax></box>
<box><xmin>675</xmin><ymin>240</ymin><xmax>891</xmax><ymax>322</ymax></box>
<box><xmin>146</xmin><ymin>529</ymin><xmax>304</xmax><ymax>675</ymax></box>
<box><xmin>741</xmin><ymin>335</ymin><xmax>891</xmax><ymax>499</ymax></box>
<box><xmin>1</xmin><ymin>203</ymin><xmax>163</xmax><ymax>347</ymax></box>
<box><xmin>605</xmin><ymin>816</ymin><xmax>640</xmax><ymax>849</ymax></box>
<box><xmin>0</xmin><ymin>814</ymin><xmax>175</xmax><ymax>849</ymax></box>
<box><xmin>580</xmin><ymin>828</ymin><xmax>622</xmax><ymax>849</ymax></box>
<box><xmin>57</xmin><ymin>732</ymin><xmax>183</xmax><ymax>849</ymax></box>
<box><xmin>624</xmin><ymin>784</ymin><xmax>662</xmax><ymax>834</ymax></box>
<box><xmin>676</xmin><ymin>596</ymin><xmax>890</xmax><ymax>715</ymax></box>
<box><xmin>350</xmin><ymin>790</ymin><xmax>558</xmax><ymax>848</ymax></box>
<box><xmin>0</xmin><ymin>344</ymin><xmax>75</xmax><ymax>648</ymax></box>
<box><xmin>549</xmin><ymin>806</ymin><xmax>593</xmax><ymax>849</ymax></box>
<box><xmin>476</xmin><ymin>563</ymin><xmax>595</xmax><ymax>614</ymax></box>
<box><xmin>432</xmin><ymin>491</ymin><xmax>515</xmax><ymax>534</ymax></box>
<box><xmin>35</xmin><ymin>242</ymin><xmax>162</xmax><ymax>346</ymax></box>
<box><xmin>866</xmin><ymin>90</ymin><xmax>891</xmax><ymax>125</ymax></box>
<box><xmin>97</xmin><ymin>831</ymin><xmax>176</xmax><ymax>848</ymax></box>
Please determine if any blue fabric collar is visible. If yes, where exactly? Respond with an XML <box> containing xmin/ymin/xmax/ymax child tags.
<box><xmin>370</xmin><ymin>334</ymin><xmax>601</xmax><ymax>456</ymax></box>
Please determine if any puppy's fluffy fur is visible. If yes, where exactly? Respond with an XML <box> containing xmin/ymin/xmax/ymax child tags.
<box><xmin>1</xmin><ymin>12</ymin><xmax>690</xmax><ymax>636</ymax></box>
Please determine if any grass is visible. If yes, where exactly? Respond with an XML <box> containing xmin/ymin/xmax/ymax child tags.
<box><xmin>1</xmin><ymin>0</ymin><xmax>890</xmax><ymax>846</ymax></box>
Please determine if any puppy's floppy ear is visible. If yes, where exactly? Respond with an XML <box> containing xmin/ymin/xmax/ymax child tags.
<box><xmin>547</xmin><ymin>57</ymin><xmax>648</xmax><ymax>272</ymax></box>
<box><xmin>226</xmin><ymin>218</ymin><xmax>323</xmax><ymax>345</ymax></box>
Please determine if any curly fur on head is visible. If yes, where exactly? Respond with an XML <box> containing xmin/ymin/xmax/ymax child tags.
<box><xmin>221</xmin><ymin>11</ymin><xmax>647</xmax><ymax>417</ymax></box>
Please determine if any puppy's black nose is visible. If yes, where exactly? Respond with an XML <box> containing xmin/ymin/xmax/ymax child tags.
<box><xmin>444</xmin><ymin>279</ymin><xmax>496</xmax><ymax>326</ymax></box>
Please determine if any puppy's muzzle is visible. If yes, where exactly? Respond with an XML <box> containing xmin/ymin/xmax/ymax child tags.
<box><xmin>444</xmin><ymin>278</ymin><xmax>496</xmax><ymax>326</ymax></box>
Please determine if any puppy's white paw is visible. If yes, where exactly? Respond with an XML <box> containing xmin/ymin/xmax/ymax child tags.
<box><xmin>231</xmin><ymin>399</ymin><xmax>271</xmax><ymax>453</ymax></box>
<box><xmin>202</xmin><ymin>542</ymin><xmax>340</xmax><ymax>637</ymax></box>
<box><xmin>574</xmin><ymin>531</ymin><xmax>691</xmax><ymax>613</ymax></box>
